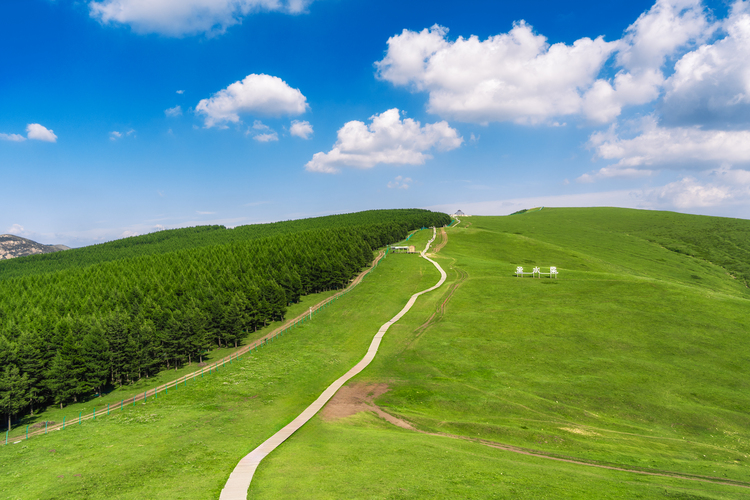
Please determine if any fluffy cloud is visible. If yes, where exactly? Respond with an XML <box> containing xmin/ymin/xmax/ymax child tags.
<box><xmin>376</xmin><ymin>0</ymin><xmax>718</xmax><ymax>125</ymax></box>
<box><xmin>305</xmin><ymin>108</ymin><xmax>463</xmax><ymax>173</ymax></box>
<box><xmin>247</xmin><ymin>120</ymin><xmax>279</xmax><ymax>141</ymax></box>
<box><xmin>581</xmin><ymin>69</ymin><xmax>664</xmax><ymax>124</ymax></box>
<box><xmin>89</xmin><ymin>0</ymin><xmax>314</xmax><ymax>37</ymax></box>
<box><xmin>0</xmin><ymin>133</ymin><xmax>26</xmax><ymax>142</ymax></box>
<box><xmin>661</xmin><ymin>1</ymin><xmax>750</xmax><ymax>127</ymax></box>
<box><xmin>26</xmin><ymin>123</ymin><xmax>57</xmax><ymax>142</ymax></box>
<box><xmin>376</xmin><ymin>23</ymin><xmax>615</xmax><ymax>125</ymax></box>
<box><xmin>165</xmin><ymin>105</ymin><xmax>183</xmax><ymax>117</ymax></box>
<box><xmin>289</xmin><ymin>120</ymin><xmax>313</xmax><ymax>139</ymax></box>
<box><xmin>253</xmin><ymin>132</ymin><xmax>279</xmax><ymax>142</ymax></box>
<box><xmin>196</xmin><ymin>74</ymin><xmax>308</xmax><ymax>128</ymax></box>
<box><xmin>616</xmin><ymin>0</ymin><xmax>711</xmax><ymax>72</ymax></box>
<box><xmin>651</xmin><ymin>176</ymin><xmax>733</xmax><ymax>207</ymax></box>
<box><xmin>586</xmin><ymin>116</ymin><xmax>750</xmax><ymax>174</ymax></box>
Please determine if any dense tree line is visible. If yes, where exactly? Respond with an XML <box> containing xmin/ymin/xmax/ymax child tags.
<box><xmin>0</xmin><ymin>210</ymin><xmax>451</xmax><ymax>429</ymax></box>
<box><xmin>0</xmin><ymin>209</ymin><xmax>450</xmax><ymax>280</ymax></box>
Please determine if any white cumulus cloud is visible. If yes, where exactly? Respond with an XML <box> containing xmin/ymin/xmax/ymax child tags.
<box><xmin>651</xmin><ymin>176</ymin><xmax>733</xmax><ymax>208</ymax></box>
<box><xmin>616</xmin><ymin>0</ymin><xmax>711</xmax><ymax>72</ymax></box>
<box><xmin>305</xmin><ymin>108</ymin><xmax>463</xmax><ymax>174</ymax></box>
<box><xmin>586</xmin><ymin>116</ymin><xmax>750</xmax><ymax>174</ymax></box>
<box><xmin>89</xmin><ymin>0</ymin><xmax>315</xmax><ymax>37</ymax></box>
<box><xmin>165</xmin><ymin>105</ymin><xmax>182</xmax><ymax>117</ymax></box>
<box><xmin>376</xmin><ymin>0</ymin><xmax>718</xmax><ymax>125</ymax></box>
<box><xmin>0</xmin><ymin>133</ymin><xmax>26</xmax><ymax>142</ymax></box>
<box><xmin>290</xmin><ymin>119</ymin><xmax>313</xmax><ymax>139</ymax></box>
<box><xmin>376</xmin><ymin>23</ymin><xmax>616</xmax><ymax>125</ymax></box>
<box><xmin>196</xmin><ymin>73</ymin><xmax>308</xmax><ymax>128</ymax></box>
<box><xmin>26</xmin><ymin>123</ymin><xmax>57</xmax><ymax>142</ymax></box>
<box><xmin>662</xmin><ymin>1</ymin><xmax>750</xmax><ymax>127</ymax></box>
<box><xmin>253</xmin><ymin>131</ymin><xmax>279</xmax><ymax>142</ymax></box>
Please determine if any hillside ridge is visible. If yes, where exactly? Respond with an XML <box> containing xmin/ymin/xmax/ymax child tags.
<box><xmin>0</xmin><ymin>234</ymin><xmax>69</xmax><ymax>260</ymax></box>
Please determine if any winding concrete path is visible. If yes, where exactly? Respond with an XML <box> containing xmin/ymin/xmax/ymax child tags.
<box><xmin>219</xmin><ymin>228</ymin><xmax>447</xmax><ymax>500</ymax></box>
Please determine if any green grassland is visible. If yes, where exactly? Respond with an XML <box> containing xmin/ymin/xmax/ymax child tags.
<box><xmin>0</xmin><ymin>253</ymin><xmax>441</xmax><ymax>499</ymax></box>
<box><xmin>2</xmin><ymin>288</ymin><xmax>340</xmax><ymax>440</ymax></box>
<box><xmin>250</xmin><ymin>208</ymin><xmax>750</xmax><ymax>498</ymax></box>
<box><xmin>3</xmin><ymin>207</ymin><xmax>749</xmax><ymax>499</ymax></box>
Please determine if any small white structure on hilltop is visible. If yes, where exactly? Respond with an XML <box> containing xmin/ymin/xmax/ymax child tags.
<box><xmin>451</xmin><ymin>210</ymin><xmax>466</xmax><ymax>217</ymax></box>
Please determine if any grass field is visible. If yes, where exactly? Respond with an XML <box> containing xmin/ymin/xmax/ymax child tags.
<box><xmin>0</xmin><ymin>252</ymin><xmax>441</xmax><ymax>499</ymax></box>
<box><xmin>250</xmin><ymin>209</ymin><xmax>750</xmax><ymax>499</ymax></box>
<box><xmin>3</xmin><ymin>288</ymin><xmax>340</xmax><ymax>441</ymax></box>
<box><xmin>3</xmin><ymin>208</ymin><xmax>749</xmax><ymax>499</ymax></box>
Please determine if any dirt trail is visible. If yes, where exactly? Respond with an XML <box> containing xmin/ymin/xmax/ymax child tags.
<box><xmin>11</xmin><ymin>250</ymin><xmax>386</xmax><ymax>443</ymax></box>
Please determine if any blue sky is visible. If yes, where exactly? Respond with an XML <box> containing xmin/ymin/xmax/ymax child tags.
<box><xmin>2</xmin><ymin>0</ymin><xmax>749</xmax><ymax>247</ymax></box>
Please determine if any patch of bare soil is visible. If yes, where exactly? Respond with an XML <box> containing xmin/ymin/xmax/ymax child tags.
<box><xmin>559</xmin><ymin>427</ymin><xmax>601</xmax><ymax>437</ymax></box>
<box><xmin>321</xmin><ymin>383</ymin><xmax>414</xmax><ymax>430</ymax></box>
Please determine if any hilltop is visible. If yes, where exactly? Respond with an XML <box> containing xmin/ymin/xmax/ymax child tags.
<box><xmin>0</xmin><ymin>234</ymin><xmax>69</xmax><ymax>260</ymax></box>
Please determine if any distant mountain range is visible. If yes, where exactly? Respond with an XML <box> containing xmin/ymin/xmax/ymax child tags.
<box><xmin>0</xmin><ymin>234</ymin><xmax>70</xmax><ymax>260</ymax></box>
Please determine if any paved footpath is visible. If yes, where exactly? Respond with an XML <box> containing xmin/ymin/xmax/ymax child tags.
<box><xmin>220</xmin><ymin>228</ymin><xmax>447</xmax><ymax>500</ymax></box>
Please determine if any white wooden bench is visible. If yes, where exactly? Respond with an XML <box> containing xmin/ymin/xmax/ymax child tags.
<box><xmin>515</xmin><ymin>266</ymin><xmax>558</xmax><ymax>278</ymax></box>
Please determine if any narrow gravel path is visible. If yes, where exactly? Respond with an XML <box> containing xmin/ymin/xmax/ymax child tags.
<box><xmin>219</xmin><ymin>229</ymin><xmax>447</xmax><ymax>500</ymax></box>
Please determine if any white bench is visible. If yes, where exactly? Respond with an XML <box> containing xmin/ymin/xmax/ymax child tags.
<box><xmin>515</xmin><ymin>266</ymin><xmax>558</xmax><ymax>278</ymax></box>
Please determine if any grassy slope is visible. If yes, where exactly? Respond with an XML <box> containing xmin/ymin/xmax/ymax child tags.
<box><xmin>0</xmin><ymin>253</ymin><xmax>439</xmax><ymax>499</ymax></box>
<box><xmin>4</xmin><ymin>289</ymin><xmax>339</xmax><ymax>439</ymax></box>
<box><xmin>4</xmin><ymin>210</ymin><xmax>749</xmax><ymax>499</ymax></box>
<box><xmin>251</xmin><ymin>209</ymin><xmax>750</xmax><ymax>499</ymax></box>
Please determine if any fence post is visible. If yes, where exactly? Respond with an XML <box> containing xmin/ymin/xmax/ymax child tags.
<box><xmin>5</xmin><ymin>430</ymin><xmax>8</xmax><ymax>445</ymax></box>
<box><xmin>108</xmin><ymin>403</ymin><xmax>110</xmax><ymax>414</ymax></box>
<box><xmin>63</xmin><ymin>417</ymin><xmax>65</xmax><ymax>430</ymax></box>
<box><xmin>26</xmin><ymin>426</ymin><xmax>28</xmax><ymax>439</ymax></box>
<box><xmin>121</xmin><ymin>399</ymin><xmax>123</xmax><ymax>410</ymax></box>
<box><xmin>79</xmin><ymin>412</ymin><xmax>81</xmax><ymax>425</ymax></box>
<box><xmin>45</xmin><ymin>421</ymin><xmax>48</xmax><ymax>434</ymax></box>
<box><xmin>93</xmin><ymin>408</ymin><xmax>96</xmax><ymax>421</ymax></box>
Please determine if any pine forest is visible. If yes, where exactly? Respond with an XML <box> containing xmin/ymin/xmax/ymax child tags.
<box><xmin>0</xmin><ymin>209</ymin><xmax>451</xmax><ymax>427</ymax></box>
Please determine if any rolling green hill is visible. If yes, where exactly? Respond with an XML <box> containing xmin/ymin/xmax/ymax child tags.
<box><xmin>1</xmin><ymin>208</ymin><xmax>748</xmax><ymax>499</ymax></box>
<box><xmin>252</xmin><ymin>208</ymin><xmax>750</xmax><ymax>498</ymax></box>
